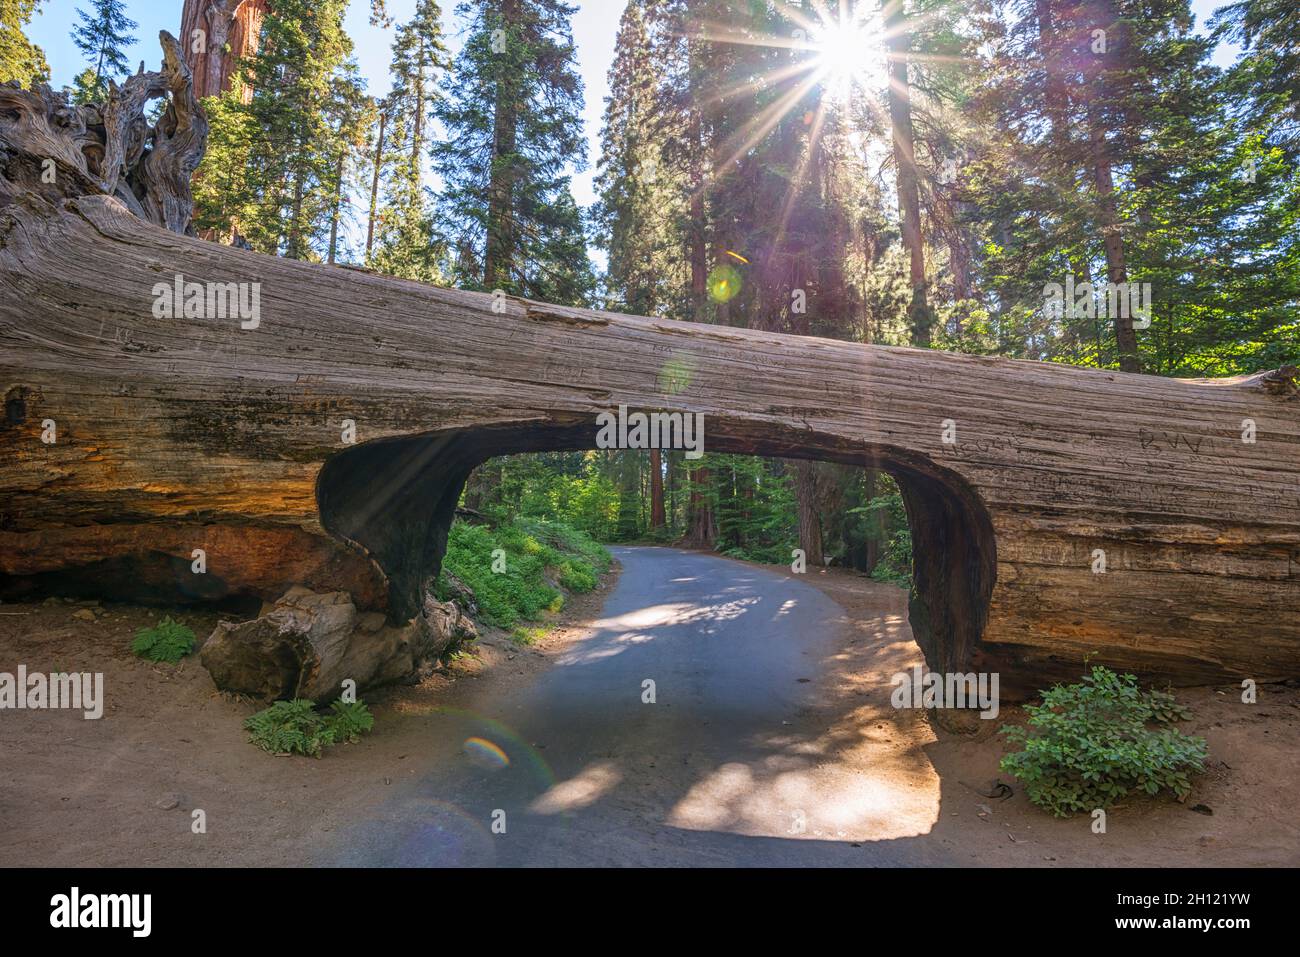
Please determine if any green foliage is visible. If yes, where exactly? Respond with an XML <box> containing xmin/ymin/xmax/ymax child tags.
<box><xmin>326</xmin><ymin>699</ymin><xmax>375</xmax><ymax>743</ymax></box>
<box><xmin>131</xmin><ymin>617</ymin><xmax>196</xmax><ymax>663</ymax></box>
<box><xmin>482</xmin><ymin>451</ymin><xmax>620</xmax><ymax>541</ymax></box>
<box><xmin>703</xmin><ymin>454</ymin><xmax>796</xmax><ymax>563</ymax></box>
<box><xmin>510</xmin><ymin>625</ymin><xmax>549</xmax><ymax>645</ymax></box>
<box><xmin>435</xmin><ymin>517</ymin><xmax>609</xmax><ymax>629</ymax></box>
<box><xmin>594</xmin><ymin>0</ymin><xmax>688</xmax><ymax>318</ymax></box>
<box><xmin>1000</xmin><ymin>666</ymin><xmax>1207</xmax><ymax>817</ymax></box>
<box><xmin>244</xmin><ymin>697</ymin><xmax>374</xmax><ymax>757</ymax></box>
<box><xmin>366</xmin><ymin>0</ymin><xmax>450</xmax><ymax>280</ymax></box>
<box><xmin>433</xmin><ymin>0</ymin><xmax>593</xmax><ymax>303</ymax></box>
<box><xmin>193</xmin><ymin>0</ymin><xmax>368</xmax><ymax>259</ymax></box>
<box><xmin>558</xmin><ymin>561</ymin><xmax>597</xmax><ymax>592</ymax></box>
<box><xmin>70</xmin><ymin>0</ymin><xmax>136</xmax><ymax>101</ymax></box>
<box><xmin>0</xmin><ymin>0</ymin><xmax>50</xmax><ymax>85</ymax></box>
<box><xmin>846</xmin><ymin>482</ymin><xmax>913</xmax><ymax>584</ymax></box>
<box><xmin>871</xmin><ymin>527</ymin><xmax>913</xmax><ymax>585</ymax></box>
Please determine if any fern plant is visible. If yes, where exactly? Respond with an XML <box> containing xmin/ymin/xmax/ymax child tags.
<box><xmin>1000</xmin><ymin>665</ymin><xmax>1207</xmax><ymax>817</ymax></box>
<box><xmin>326</xmin><ymin>699</ymin><xmax>375</xmax><ymax>743</ymax></box>
<box><xmin>244</xmin><ymin>697</ymin><xmax>374</xmax><ymax>757</ymax></box>
<box><xmin>131</xmin><ymin>617</ymin><xmax>196</xmax><ymax>663</ymax></box>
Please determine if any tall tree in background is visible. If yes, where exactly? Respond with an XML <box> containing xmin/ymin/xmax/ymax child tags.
<box><xmin>966</xmin><ymin>0</ymin><xmax>1287</xmax><ymax>376</ymax></box>
<box><xmin>70</xmin><ymin>0</ymin><xmax>136</xmax><ymax>103</ymax></box>
<box><xmin>434</xmin><ymin>0</ymin><xmax>592</xmax><ymax>302</ymax></box>
<box><xmin>595</xmin><ymin>0</ymin><xmax>685</xmax><ymax>317</ymax></box>
<box><xmin>193</xmin><ymin>0</ymin><xmax>366</xmax><ymax>259</ymax></box>
<box><xmin>1</xmin><ymin>0</ymin><xmax>50</xmax><ymax>85</ymax></box>
<box><xmin>179</xmin><ymin>0</ymin><xmax>268</xmax><ymax>103</ymax></box>
<box><xmin>323</xmin><ymin>71</ymin><xmax>375</xmax><ymax>265</ymax></box>
<box><xmin>439</xmin><ymin>0</ymin><xmax>591</xmax><ymax>513</ymax></box>
<box><xmin>883</xmin><ymin>0</ymin><xmax>933</xmax><ymax>347</ymax></box>
<box><xmin>1216</xmin><ymin>0</ymin><xmax>1299</xmax><ymax>129</ymax></box>
<box><xmin>369</xmin><ymin>0</ymin><xmax>449</xmax><ymax>280</ymax></box>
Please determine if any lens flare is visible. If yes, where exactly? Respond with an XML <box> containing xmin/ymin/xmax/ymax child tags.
<box><xmin>463</xmin><ymin>735</ymin><xmax>510</xmax><ymax>769</ymax></box>
<box><xmin>708</xmin><ymin>264</ymin><xmax>742</xmax><ymax>303</ymax></box>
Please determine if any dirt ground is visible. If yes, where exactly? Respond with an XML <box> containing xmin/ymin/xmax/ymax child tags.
<box><xmin>787</xmin><ymin>563</ymin><xmax>1300</xmax><ymax>866</ymax></box>
<box><xmin>1</xmin><ymin>558</ymin><xmax>1297</xmax><ymax>867</ymax></box>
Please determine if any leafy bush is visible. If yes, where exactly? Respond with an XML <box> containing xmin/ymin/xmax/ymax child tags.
<box><xmin>999</xmin><ymin>665</ymin><xmax>1207</xmax><ymax>817</ymax></box>
<box><xmin>516</xmin><ymin>517</ymin><xmax>611</xmax><ymax>574</ymax></box>
<box><xmin>131</xmin><ymin>616</ymin><xmax>196</xmax><ymax>663</ymax></box>
<box><xmin>244</xmin><ymin>697</ymin><xmax>374</xmax><ymax>757</ymax></box>
<box><xmin>326</xmin><ymin>699</ymin><xmax>375</xmax><ymax>743</ymax></box>
<box><xmin>558</xmin><ymin>560</ymin><xmax>597</xmax><ymax>592</ymax></box>
<box><xmin>869</xmin><ymin>528</ymin><xmax>912</xmax><ymax>584</ymax></box>
<box><xmin>436</xmin><ymin>518</ymin><xmax>609</xmax><ymax>628</ymax></box>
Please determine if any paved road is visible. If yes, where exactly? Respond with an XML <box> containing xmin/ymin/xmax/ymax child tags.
<box><xmin>324</xmin><ymin>546</ymin><xmax>947</xmax><ymax>866</ymax></box>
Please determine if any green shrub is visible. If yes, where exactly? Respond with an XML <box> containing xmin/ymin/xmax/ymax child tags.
<box><xmin>511</xmin><ymin>625</ymin><xmax>549</xmax><ymax>645</ymax></box>
<box><xmin>244</xmin><ymin>697</ymin><xmax>374</xmax><ymax>757</ymax></box>
<box><xmin>999</xmin><ymin>665</ymin><xmax>1207</xmax><ymax>817</ymax></box>
<box><xmin>516</xmin><ymin>517</ymin><xmax>611</xmax><ymax>574</ymax></box>
<box><xmin>558</xmin><ymin>560</ymin><xmax>597</xmax><ymax>592</ymax></box>
<box><xmin>436</xmin><ymin>518</ymin><xmax>609</xmax><ymax>627</ymax></box>
<box><xmin>131</xmin><ymin>616</ymin><xmax>196</xmax><ymax>663</ymax></box>
<box><xmin>870</xmin><ymin>528</ymin><xmax>913</xmax><ymax>585</ymax></box>
<box><xmin>326</xmin><ymin>699</ymin><xmax>375</xmax><ymax>743</ymax></box>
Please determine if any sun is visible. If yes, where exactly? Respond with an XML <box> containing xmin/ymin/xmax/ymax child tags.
<box><xmin>814</xmin><ymin>22</ymin><xmax>868</xmax><ymax>83</ymax></box>
<box><xmin>810</xmin><ymin>17</ymin><xmax>879</xmax><ymax>101</ymax></box>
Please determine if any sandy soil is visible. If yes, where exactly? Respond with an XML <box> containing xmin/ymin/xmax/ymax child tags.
<box><xmin>0</xmin><ymin>573</ymin><xmax>618</xmax><ymax>868</ymax></box>
<box><xmin>1</xmin><ymin>556</ymin><xmax>1296</xmax><ymax>867</ymax></box>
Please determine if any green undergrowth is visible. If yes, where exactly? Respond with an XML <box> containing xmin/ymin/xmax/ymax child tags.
<box><xmin>1000</xmin><ymin>665</ymin><xmax>1207</xmax><ymax>817</ymax></box>
<box><xmin>244</xmin><ymin>698</ymin><xmax>375</xmax><ymax>757</ymax></box>
<box><xmin>435</xmin><ymin>517</ymin><xmax>611</xmax><ymax>634</ymax></box>
<box><xmin>131</xmin><ymin>616</ymin><xmax>196</xmax><ymax>663</ymax></box>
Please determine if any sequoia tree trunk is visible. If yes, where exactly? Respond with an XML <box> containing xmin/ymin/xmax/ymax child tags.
<box><xmin>2</xmin><ymin>37</ymin><xmax>1299</xmax><ymax>697</ymax></box>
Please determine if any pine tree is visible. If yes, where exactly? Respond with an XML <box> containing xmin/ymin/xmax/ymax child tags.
<box><xmin>193</xmin><ymin>0</ymin><xmax>365</xmax><ymax>259</ymax></box>
<box><xmin>0</xmin><ymin>0</ymin><xmax>50</xmax><ymax>85</ymax></box>
<box><xmin>70</xmin><ymin>0</ymin><xmax>137</xmax><ymax>102</ymax></box>
<box><xmin>433</xmin><ymin>0</ymin><xmax>592</xmax><ymax>302</ymax></box>
<box><xmin>959</xmin><ymin>0</ymin><xmax>1289</xmax><ymax>375</ymax></box>
<box><xmin>1215</xmin><ymin>0</ymin><xmax>1300</xmax><ymax>129</ymax></box>
<box><xmin>369</xmin><ymin>0</ymin><xmax>450</xmax><ymax>280</ymax></box>
<box><xmin>595</xmin><ymin>0</ymin><xmax>686</xmax><ymax>317</ymax></box>
<box><xmin>323</xmin><ymin>71</ymin><xmax>375</xmax><ymax>265</ymax></box>
<box><xmin>883</xmin><ymin>0</ymin><xmax>934</xmax><ymax>346</ymax></box>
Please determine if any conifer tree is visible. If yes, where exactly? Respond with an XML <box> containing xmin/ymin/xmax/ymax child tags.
<box><xmin>70</xmin><ymin>0</ymin><xmax>136</xmax><ymax>102</ymax></box>
<box><xmin>433</xmin><ymin>0</ymin><xmax>592</xmax><ymax>302</ymax></box>
<box><xmin>595</xmin><ymin>0</ymin><xmax>685</xmax><ymax>317</ymax></box>
<box><xmin>369</xmin><ymin>0</ymin><xmax>450</xmax><ymax>280</ymax></box>
<box><xmin>193</xmin><ymin>0</ymin><xmax>366</xmax><ymax>260</ymax></box>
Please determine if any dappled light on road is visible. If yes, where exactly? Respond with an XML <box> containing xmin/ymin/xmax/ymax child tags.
<box><xmin>530</xmin><ymin>762</ymin><xmax>623</xmax><ymax>815</ymax></box>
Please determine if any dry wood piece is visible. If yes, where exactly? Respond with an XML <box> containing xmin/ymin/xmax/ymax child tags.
<box><xmin>0</xmin><ymin>31</ymin><xmax>206</xmax><ymax>235</ymax></box>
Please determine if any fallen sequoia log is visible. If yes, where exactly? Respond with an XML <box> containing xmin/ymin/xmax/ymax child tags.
<box><xmin>1</xmin><ymin>39</ymin><xmax>1298</xmax><ymax>698</ymax></box>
